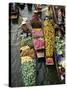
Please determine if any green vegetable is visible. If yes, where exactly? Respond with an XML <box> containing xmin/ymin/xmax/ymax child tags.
<box><xmin>20</xmin><ymin>36</ymin><xmax>33</xmax><ymax>47</ymax></box>
<box><xmin>21</xmin><ymin>60</ymin><xmax>36</xmax><ymax>86</ymax></box>
<box><xmin>55</xmin><ymin>32</ymin><xmax>65</xmax><ymax>56</ymax></box>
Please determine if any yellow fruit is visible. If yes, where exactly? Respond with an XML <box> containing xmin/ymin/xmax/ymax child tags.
<box><xmin>21</xmin><ymin>56</ymin><xmax>33</xmax><ymax>64</ymax></box>
<box><xmin>44</xmin><ymin>19</ymin><xmax>55</xmax><ymax>57</ymax></box>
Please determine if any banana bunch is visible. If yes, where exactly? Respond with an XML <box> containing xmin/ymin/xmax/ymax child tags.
<box><xmin>44</xmin><ymin>19</ymin><xmax>55</xmax><ymax>57</ymax></box>
<box><xmin>20</xmin><ymin>45</ymin><xmax>35</xmax><ymax>59</ymax></box>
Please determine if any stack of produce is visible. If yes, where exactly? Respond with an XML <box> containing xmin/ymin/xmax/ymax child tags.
<box><xmin>20</xmin><ymin>21</ymin><xmax>36</xmax><ymax>86</ymax></box>
<box><xmin>21</xmin><ymin>56</ymin><xmax>36</xmax><ymax>86</ymax></box>
<box><xmin>55</xmin><ymin>34</ymin><xmax>65</xmax><ymax>56</ymax></box>
<box><xmin>20</xmin><ymin>45</ymin><xmax>36</xmax><ymax>86</ymax></box>
<box><xmin>32</xmin><ymin>35</ymin><xmax>44</xmax><ymax>58</ymax></box>
<box><xmin>31</xmin><ymin>10</ymin><xmax>45</xmax><ymax>59</ymax></box>
<box><xmin>44</xmin><ymin>19</ymin><xmax>55</xmax><ymax>65</ymax></box>
<box><xmin>33</xmin><ymin>38</ymin><xmax>44</xmax><ymax>50</ymax></box>
<box><xmin>20</xmin><ymin>45</ymin><xmax>35</xmax><ymax>59</ymax></box>
<box><xmin>55</xmin><ymin>31</ymin><xmax>65</xmax><ymax>68</ymax></box>
<box><xmin>20</xmin><ymin>36</ymin><xmax>33</xmax><ymax>47</ymax></box>
<box><xmin>33</xmin><ymin>37</ymin><xmax>44</xmax><ymax>58</ymax></box>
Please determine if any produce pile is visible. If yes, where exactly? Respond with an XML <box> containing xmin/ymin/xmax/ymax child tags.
<box><xmin>55</xmin><ymin>31</ymin><xmax>65</xmax><ymax>67</ymax></box>
<box><xmin>33</xmin><ymin>38</ymin><xmax>44</xmax><ymax>50</ymax></box>
<box><xmin>20</xmin><ymin>28</ymin><xmax>36</xmax><ymax>86</ymax></box>
<box><xmin>44</xmin><ymin>19</ymin><xmax>55</xmax><ymax>57</ymax></box>
<box><xmin>21</xmin><ymin>56</ymin><xmax>36</xmax><ymax>86</ymax></box>
<box><xmin>20</xmin><ymin>36</ymin><xmax>33</xmax><ymax>48</ymax></box>
<box><xmin>31</xmin><ymin>9</ymin><xmax>45</xmax><ymax>59</ymax></box>
<box><xmin>55</xmin><ymin>33</ymin><xmax>65</xmax><ymax>56</ymax></box>
<box><xmin>20</xmin><ymin>46</ymin><xmax>36</xmax><ymax>86</ymax></box>
<box><xmin>18</xmin><ymin>5</ymin><xmax>65</xmax><ymax>85</ymax></box>
<box><xmin>32</xmin><ymin>27</ymin><xmax>45</xmax><ymax>59</ymax></box>
<box><xmin>55</xmin><ymin>32</ymin><xmax>65</xmax><ymax>82</ymax></box>
<box><xmin>44</xmin><ymin>19</ymin><xmax>55</xmax><ymax>65</ymax></box>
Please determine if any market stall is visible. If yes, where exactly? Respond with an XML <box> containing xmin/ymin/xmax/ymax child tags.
<box><xmin>19</xmin><ymin>4</ymin><xmax>65</xmax><ymax>85</ymax></box>
<box><xmin>9</xmin><ymin>3</ymin><xmax>65</xmax><ymax>86</ymax></box>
